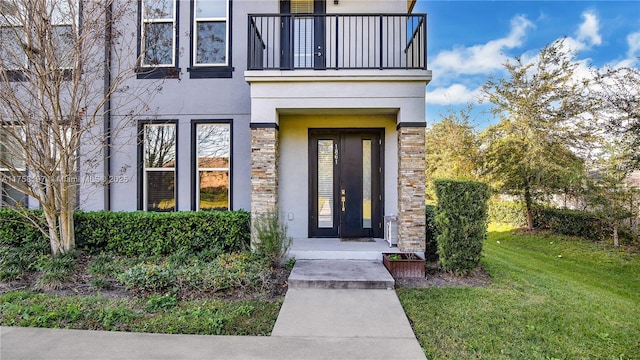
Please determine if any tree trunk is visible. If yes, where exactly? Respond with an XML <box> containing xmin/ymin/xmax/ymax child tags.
<box><xmin>45</xmin><ymin>211</ymin><xmax>62</xmax><ymax>255</ymax></box>
<box><xmin>613</xmin><ymin>219</ymin><xmax>620</xmax><ymax>247</ymax></box>
<box><xmin>524</xmin><ymin>187</ymin><xmax>534</xmax><ymax>230</ymax></box>
<box><xmin>59</xmin><ymin>206</ymin><xmax>75</xmax><ymax>253</ymax></box>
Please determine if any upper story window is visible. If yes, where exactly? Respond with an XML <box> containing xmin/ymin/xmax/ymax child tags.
<box><xmin>0</xmin><ymin>0</ymin><xmax>77</xmax><ymax>78</ymax></box>
<box><xmin>138</xmin><ymin>0</ymin><xmax>178</xmax><ymax>78</ymax></box>
<box><xmin>194</xmin><ymin>0</ymin><xmax>228</xmax><ymax>66</ymax></box>
<box><xmin>0</xmin><ymin>3</ymin><xmax>28</xmax><ymax>71</ymax></box>
<box><xmin>189</xmin><ymin>0</ymin><xmax>232</xmax><ymax>78</ymax></box>
<box><xmin>49</xmin><ymin>1</ymin><xmax>76</xmax><ymax>70</ymax></box>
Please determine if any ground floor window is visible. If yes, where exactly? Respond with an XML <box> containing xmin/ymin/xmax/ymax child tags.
<box><xmin>0</xmin><ymin>127</ymin><xmax>27</xmax><ymax>208</ymax></box>
<box><xmin>193</xmin><ymin>121</ymin><xmax>231</xmax><ymax>210</ymax></box>
<box><xmin>140</xmin><ymin>122</ymin><xmax>177</xmax><ymax>211</ymax></box>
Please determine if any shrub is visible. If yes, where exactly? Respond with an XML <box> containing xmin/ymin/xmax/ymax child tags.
<box><xmin>488</xmin><ymin>200</ymin><xmax>527</xmax><ymax>226</ymax></box>
<box><xmin>252</xmin><ymin>211</ymin><xmax>292</xmax><ymax>267</ymax></box>
<box><xmin>120</xmin><ymin>262</ymin><xmax>176</xmax><ymax>294</ymax></box>
<box><xmin>0</xmin><ymin>209</ymin><xmax>49</xmax><ymax>279</ymax></box>
<box><xmin>34</xmin><ymin>252</ymin><xmax>77</xmax><ymax>290</ymax></box>
<box><xmin>178</xmin><ymin>253</ymin><xmax>266</xmax><ymax>294</ymax></box>
<box><xmin>425</xmin><ymin>205</ymin><xmax>438</xmax><ymax>261</ymax></box>
<box><xmin>88</xmin><ymin>253</ymin><xmax>120</xmax><ymax>277</ymax></box>
<box><xmin>0</xmin><ymin>209</ymin><xmax>46</xmax><ymax>247</ymax></box>
<box><xmin>434</xmin><ymin>179</ymin><xmax>490</xmax><ymax>274</ymax></box>
<box><xmin>532</xmin><ymin>207</ymin><xmax>609</xmax><ymax>241</ymax></box>
<box><xmin>1</xmin><ymin>209</ymin><xmax>251</xmax><ymax>257</ymax></box>
<box><xmin>75</xmin><ymin>210</ymin><xmax>251</xmax><ymax>256</ymax></box>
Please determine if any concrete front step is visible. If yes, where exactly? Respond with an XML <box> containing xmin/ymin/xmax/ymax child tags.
<box><xmin>287</xmin><ymin>238</ymin><xmax>395</xmax><ymax>261</ymax></box>
<box><xmin>287</xmin><ymin>260</ymin><xmax>395</xmax><ymax>289</ymax></box>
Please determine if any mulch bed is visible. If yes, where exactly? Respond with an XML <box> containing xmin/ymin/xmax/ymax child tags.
<box><xmin>394</xmin><ymin>263</ymin><xmax>493</xmax><ymax>288</ymax></box>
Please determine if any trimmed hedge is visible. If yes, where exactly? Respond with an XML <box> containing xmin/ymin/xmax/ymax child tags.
<box><xmin>0</xmin><ymin>209</ymin><xmax>47</xmax><ymax>247</ymax></box>
<box><xmin>434</xmin><ymin>179</ymin><xmax>490</xmax><ymax>274</ymax></box>
<box><xmin>425</xmin><ymin>205</ymin><xmax>438</xmax><ymax>261</ymax></box>
<box><xmin>532</xmin><ymin>207</ymin><xmax>609</xmax><ymax>241</ymax></box>
<box><xmin>488</xmin><ymin>201</ymin><xmax>527</xmax><ymax>226</ymax></box>
<box><xmin>0</xmin><ymin>209</ymin><xmax>250</xmax><ymax>256</ymax></box>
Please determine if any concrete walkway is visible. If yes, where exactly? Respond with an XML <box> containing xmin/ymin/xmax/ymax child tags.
<box><xmin>1</xmin><ymin>260</ymin><xmax>426</xmax><ymax>360</ymax></box>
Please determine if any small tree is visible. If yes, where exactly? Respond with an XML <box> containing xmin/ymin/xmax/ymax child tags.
<box><xmin>0</xmin><ymin>0</ymin><xmax>160</xmax><ymax>255</ymax></box>
<box><xmin>425</xmin><ymin>105</ymin><xmax>481</xmax><ymax>202</ymax></box>
<box><xmin>480</xmin><ymin>39</ymin><xmax>591</xmax><ymax>230</ymax></box>
<box><xmin>585</xmin><ymin>140</ymin><xmax>636</xmax><ymax>247</ymax></box>
<box><xmin>585</xmin><ymin>65</ymin><xmax>640</xmax><ymax>245</ymax></box>
<box><xmin>590</xmin><ymin>66</ymin><xmax>640</xmax><ymax>167</ymax></box>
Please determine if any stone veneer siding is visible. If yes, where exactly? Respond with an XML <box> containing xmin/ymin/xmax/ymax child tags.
<box><xmin>397</xmin><ymin>125</ymin><xmax>426</xmax><ymax>252</ymax></box>
<box><xmin>250</xmin><ymin>126</ymin><xmax>279</xmax><ymax>245</ymax></box>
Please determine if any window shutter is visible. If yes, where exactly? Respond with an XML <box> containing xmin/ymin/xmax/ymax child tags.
<box><xmin>290</xmin><ymin>0</ymin><xmax>313</xmax><ymax>14</ymax></box>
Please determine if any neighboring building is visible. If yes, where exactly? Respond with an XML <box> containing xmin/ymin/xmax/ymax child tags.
<box><xmin>1</xmin><ymin>0</ymin><xmax>432</xmax><ymax>252</ymax></box>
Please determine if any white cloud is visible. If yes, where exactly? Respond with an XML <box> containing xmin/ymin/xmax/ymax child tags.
<box><xmin>627</xmin><ymin>32</ymin><xmax>640</xmax><ymax>58</ymax></box>
<box><xmin>430</xmin><ymin>15</ymin><xmax>534</xmax><ymax>77</ymax></box>
<box><xmin>576</xmin><ymin>10</ymin><xmax>602</xmax><ymax>47</ymax></box>
<box><xmin>425</xmin><ymin>84</ymin><xmax>483</xmax><ymax>105</ymax></box>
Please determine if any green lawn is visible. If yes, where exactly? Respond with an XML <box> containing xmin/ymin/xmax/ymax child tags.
<box><xmin>398</xmin><ymin>224</ymin><xmax>640</xmax><ymax>360</ymax></box>
<box><xmin>1</xmin><ymin>291</ymin><xmax>281</xmax><ymax>336</ymax></box>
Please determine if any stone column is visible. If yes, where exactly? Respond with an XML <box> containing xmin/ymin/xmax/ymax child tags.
<box><xmin>397</xmin><ymin>125</ymin><xmax>426</xmax><ymax>252</ymax></box>
<box><xmin>250</xmin><ymin>124</ymin><xmax>279</xmax><ymax>246</ymax></box>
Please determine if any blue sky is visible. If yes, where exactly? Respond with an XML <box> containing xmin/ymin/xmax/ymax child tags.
<box><xmin>412</xmin><ymin>0</ymin><xmax>640</xmax><ymax>130</ymax></box>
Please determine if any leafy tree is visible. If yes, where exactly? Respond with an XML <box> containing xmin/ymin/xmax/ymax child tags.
<box><xmin>0</xmin><ymin>0</ymin><xmax>159</xmax><ymax>255</ymax></box>
<box><xmin>590</xmin><ymin>66</ymin><xmax>640</xmax><ymax>167</ymax></box>
<box><xmin>424</xmin><ymin>105</ymin><xmax>480</xmax><ymax>202</ymax></box>
<box><xmin>583</xmin><ymin>65</ymin><xmax>639</xmax><ymax>246</ymax></box>
<box><xmin>585</xmin><ymin>139</ymin><xmax>637</xmax><ymax>247</ymax></box>
<box><xmin>479</xmin><ymin>39</ymin><xmax>590</xmax><ymax>229</ymax></box>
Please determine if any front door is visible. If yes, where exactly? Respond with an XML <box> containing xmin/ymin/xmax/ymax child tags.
<box><xmin>309</xmin><ymin>129</ymin><xmax>383</xmax><ymax>238</ymax></box>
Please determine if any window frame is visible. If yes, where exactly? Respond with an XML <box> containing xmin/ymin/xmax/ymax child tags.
<box><xmin>188</xmin><ymin>0</ymin><xmax>233</xmax><ymax>79</ymax></box>
<box><xmin>0</xmin><ymin>0</ymin><xmax>80</xmax><ymax>80</ymax></box>
<box><xmin>138</xmin><ymin>120</ymin><xmax>178</xmax><ymax>211</ymax></box>
<box><xmin>0</xmin><ymin>124</ymin><xmax>28</xmax><ymax>208</ymax></box>
<box><xmin>137</xmin><ymin>0</ymin><xmax>180</xmax><ymax>79</ymax></box>
<box><xmin>191</xmin><ymin>119</ymin><xmax>232</xmax><ymax>210</ymax></box>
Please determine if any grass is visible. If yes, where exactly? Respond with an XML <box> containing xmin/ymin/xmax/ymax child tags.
<box><xmin>1</xmin><ymin>250</ymin><xmax>288</xmax><ymax>336</ymax></box>
<box><xmin>398</xmin><ymin>224</ymin><xmax>640</xmax><ymax>360</ymax></box>
<box><xmin>1</xmin><ymin>291</ymin><xmax>281</xmax><ymax>335</ymax></box>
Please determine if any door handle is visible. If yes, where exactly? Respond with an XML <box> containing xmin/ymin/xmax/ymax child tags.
<box><xmin>341</xmin><ymin>189</ymin><xmax>346</xmax><ymax>212</ymax></box>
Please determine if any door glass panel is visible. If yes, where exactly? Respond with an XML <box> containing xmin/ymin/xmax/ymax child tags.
<box><xmin>294</xmin><ymin>17</ymin><xmax>313</xmax><ymax>68</ymax></box>
<box><xmin>317</xmin><ymin>140</ymin><xmax>333</xmax><ymax>228</ymax></box>
<box><xmin>291</xmin><ymin>0</ymin><xmax>314</xmax><ymax>68</ymax></box>
<box><xmin>362</xmin><ymin>140</ymin><xmax>372</xmax><ymax>229</ymax></box>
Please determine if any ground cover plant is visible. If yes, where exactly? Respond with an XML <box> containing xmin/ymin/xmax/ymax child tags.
<box><xmin>398</xmin><ymin>224</ymin><xmax>640</xmax><ymax>359</ymax></box>
<box><xmin>0</xmin><ymin>249</ymin><xmax>290</xmax><ymax>335</ymax></box>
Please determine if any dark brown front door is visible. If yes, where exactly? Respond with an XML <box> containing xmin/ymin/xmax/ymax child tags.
<box><xmin>309</xmin><ymin>129</ymin><xmax>383</xmax><ymax>238</ymax></box>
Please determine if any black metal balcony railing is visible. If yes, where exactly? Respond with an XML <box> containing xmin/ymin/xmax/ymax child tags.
<box><xmin>248</xmin><ymin>13</ymin><xmax>427</xmax><ymax>71</ymax></box>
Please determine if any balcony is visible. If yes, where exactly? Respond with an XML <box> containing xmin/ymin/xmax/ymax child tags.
<box><xmin>247</xmin><ymin>13</ymin><xmax>427</xmax><ymax>71</ymax></box>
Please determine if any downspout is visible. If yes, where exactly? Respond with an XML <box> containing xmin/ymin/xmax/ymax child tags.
<box><xmin>102</xmin><ymin>2</ymin><xmax>112</xmax><ymax>210</ymax></box>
